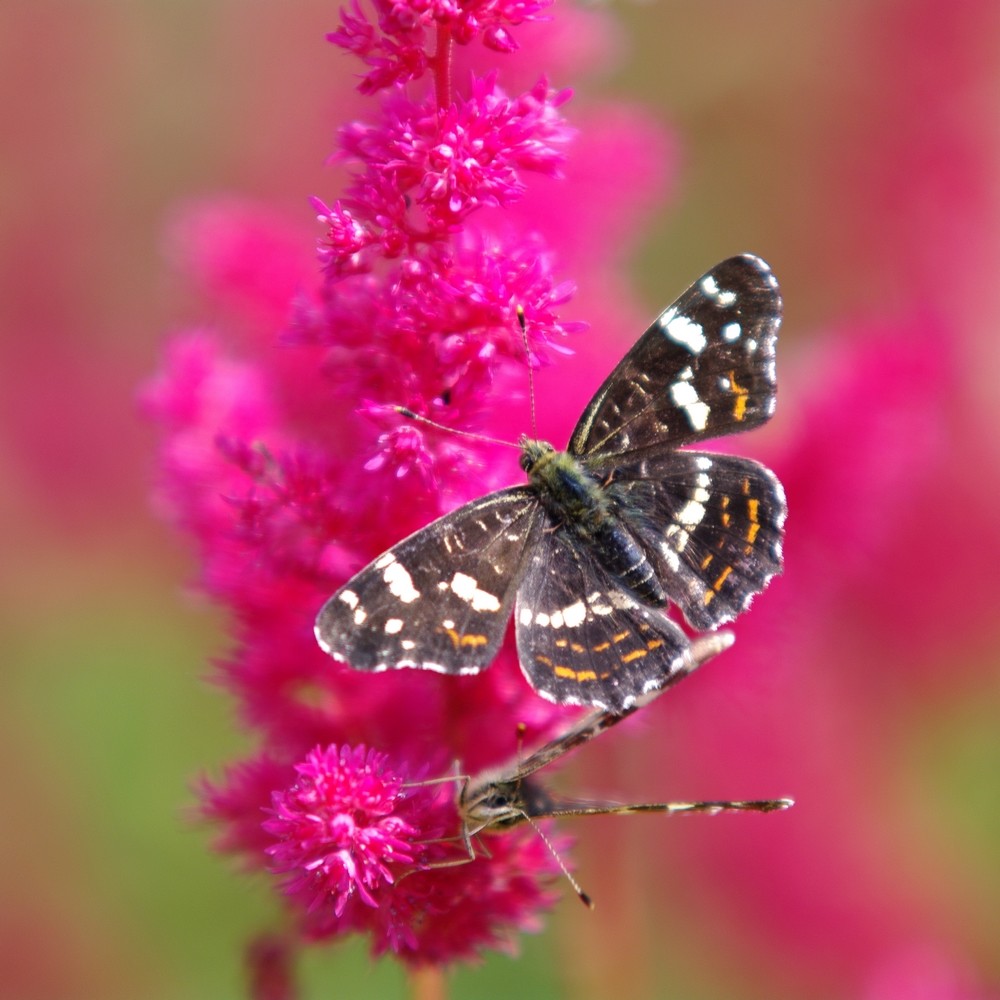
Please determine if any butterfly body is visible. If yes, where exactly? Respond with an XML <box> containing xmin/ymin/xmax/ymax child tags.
<box><xmin>316</xmin><ymin>254</ymin><xmax>786</xmax><ymax>712</ymax></box>
<box><xmin>520</xmin><ymin>438</ymin><xmax>665</xmax><ymax>605</ymax></box>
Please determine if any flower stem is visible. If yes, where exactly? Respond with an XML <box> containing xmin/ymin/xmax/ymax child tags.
<box><xmin>432</xmin><ymin>24</ymin><xmax>453</xmax><ymax>110</ymax></box>
<box><xmin>409</xmin><ymin>965</ymin><xmax>447</xmax><ymax>1000</ymax></box>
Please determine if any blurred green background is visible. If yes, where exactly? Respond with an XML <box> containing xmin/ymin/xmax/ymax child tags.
<box><xmin>3</xmin><ymin>3</ymin><xmax>1000</xmax><ymax>998</ymax></box>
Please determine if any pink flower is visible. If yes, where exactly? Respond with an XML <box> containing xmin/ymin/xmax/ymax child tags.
<box><xmin>264</xmin><ymin>745</ymin><xmax>419</xmax><ymax>916</ymax></box>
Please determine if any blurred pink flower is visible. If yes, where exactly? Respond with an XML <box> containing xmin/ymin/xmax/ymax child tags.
<box><xmin>641</xmin><ymin>314</ymin><xmax>999</xmax><ymax>996</ymax></box>
<box><xmin>863</xmin><ymin>945</ymin><xmax>1000</xmax><ymax>1000</ymax></box>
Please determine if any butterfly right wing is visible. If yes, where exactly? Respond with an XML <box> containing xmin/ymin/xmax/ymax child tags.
<box><xmin>315</xmin><ymin>487</ymin><xmax>542</xmax><ymax>675</ymax></box>
<box><xmin>611</xmin><ymin>451</ymin><xmax>786</xmax><ymax>631</ymax></box>
<box><xmin>569</xmin><ymin>254</ymin><xmax>781</xmax><ymax>466</ymax></box>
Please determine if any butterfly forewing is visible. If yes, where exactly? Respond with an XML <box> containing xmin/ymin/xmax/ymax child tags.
<box><xmin>570</xmin><ymin>254</ymin><xmax>781</xmax><ymax>466</ymax></box>
<box><xmin>514</xmin><ymin>529</ymin><xmax>690</xmax><ymax>711</ymax></box>
<box><xmin>315</xmin><ymin>488</ymin><xmax>541</xmax><ymax>674</ymax></box>
<box><xmin>612</xmin><ymin>452</ymin><xmax>787</xmax><ymax>630</ymax></box>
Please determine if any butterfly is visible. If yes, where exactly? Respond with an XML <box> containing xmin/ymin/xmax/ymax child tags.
<box><xmin>419</xmin><ymin>633</ymin><xmax>793</xmax><ymax>906</ymax></box>
<box><xmin>315</xmin><ymin>254</ymin><xmax>786</xmax><ymax>712</ymax></box>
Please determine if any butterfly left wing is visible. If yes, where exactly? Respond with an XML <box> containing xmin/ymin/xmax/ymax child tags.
<box><xmin>315</xmin><ymin>487</ymin><xmax>542</xmax><ymax>674</ymax></box>
<box><xmin>569</xmin><ymin>254</ymin><xmax>781</xmax><ymax>466</ymax></box>
<box><xmin>513</xmin><ymin>528</ymin><xmax>693</xmax><ymax>712</ymax></box>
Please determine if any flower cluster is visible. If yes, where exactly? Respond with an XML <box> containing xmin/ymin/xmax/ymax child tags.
<box><xmin>143</xmin><ymin>0</ymin><xmax>634</xmax><ymax>968</ymax></box>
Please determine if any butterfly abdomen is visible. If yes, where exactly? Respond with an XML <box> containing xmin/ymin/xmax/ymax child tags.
<box><xmin>521</xmin><ymin>439</ymin><xmax>666</xmax><ymax>607</ymax></box>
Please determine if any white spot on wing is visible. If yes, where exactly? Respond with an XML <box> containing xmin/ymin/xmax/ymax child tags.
<box><xmin>449</xmin><ymin>571</ymin><xmax>501</xmax><ymax>612</ymax></box>
<box><xmin>353</xmin><ymin>608</ymin><xmax>367</xmax><ymax>625</ymax></box>
<box><xmin>659</xmin><ymin>309</ymin><xmax>707</xmax><ymax>354</ymax></box>
<box><xmin>383</xmin><ymin>558</ymin><xmax>420</xmax><ymax>604</ymax></box>
<box><xmin>384</xmin><ymin>618</ymin><xmax>403</xmax><ymax>634</ymax></box>
<box><xmin>677</xmin><ymin>499</ymin><xmax>706</xmax><ymax>527</ymax></box>
<box><xmin>722</xmin><ymin>322</ymin><xmax>741</xmax><ymax>341</ymax></box>
<box><xmin>669</xmin><ymin>379</ymin><xmax>710</xmax><ymax>432</ymax></box>
<box><xmin>338</xmin><ymin>589</ymin><xmax>359</xmax><ymax>610</ymax></box>
<box><xmin>660</xmin><ymin>535</ymin><xmax>683</xmax><ymax>568</ymax></box>
<box><xmin>562</xmin><ymin>600</ymin><xmax>586</xmax><ymax>628</ymax></box>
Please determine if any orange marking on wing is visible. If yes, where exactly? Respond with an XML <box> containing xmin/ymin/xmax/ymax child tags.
<box><xmin>442</xmin><ymin>626</ymin><xmax>488</xmax><ymax>649</ymax></box>
<box><xmin>535</xmin><ymin>654</ymin><xmax>553</xmax><ymax>666</ymax></box>
<box><xmin>728</xmin><ymin>370</ymin><xmax>749</xmax><ymax>421</ymax></box>
<box><xmin>741</xmin><ymin>478</ymin><xmax>751</xmax><ymax>496</ymax></box>
<box><xmin>621</xmin><ymin>648</ymin><xmax>648</xmax><ymax>664</ymax></box>
<box><xmin>554</xmin><ymin>665</ymin><xmax>597</xmax><ymax>682</ymax></box>
<box><xmin>592</xmin><ymin>641</ymin><xmax>611</xmax><ymax>653</ymax></box>
<box><xmin>646</xmin><ymin>638</ymin><xmax>663</xmax><ymax>651</ymax></box>
<box><xmin>700</xmin><ymin>552</ymin><xmax>715</xmax><ymax>570</ymax></box>
<box><xmin>744</xmin><ymin>497</ymin><xmax>761</xmax><ymax>549</ymax></box>
<box><xmin>612</xmin><ymin>631</ymin><xmax>630</xmax><ymax>644</ymax></box>
<box><xmin>713</xmin><ymin>565</ymin><xmax>733</xmax><ymax>591</ymax></box>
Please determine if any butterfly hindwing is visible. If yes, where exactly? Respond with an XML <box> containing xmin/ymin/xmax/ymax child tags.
<box><xmin>514</xmin><ymin>529</ymin><xmax>690</xmax><ymax>712</ymax></box>
<box><xmin>570</xmin><ymin>254</ymin><xmax>781</xmax><ymax>466</ymax></box>
<box><xmin>315</xmin><ymin>488</ymin><xmax>542</xmax><ymax>674</ymax></box>
<box><xmin>610</xmin><ymin>451</ymin><xmax>787</xmax><ymax>631</ymax></box>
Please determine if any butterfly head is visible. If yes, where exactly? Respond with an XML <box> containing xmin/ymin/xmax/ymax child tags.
<box><xmin>518</xmin><ymin>436</ymin><xmax>555</xmax><ymax>475</ymax></box>
<box><xmin>460</xmin><ymin>771</ymin><xmax>557</xmax><ymax>835</ymax></box>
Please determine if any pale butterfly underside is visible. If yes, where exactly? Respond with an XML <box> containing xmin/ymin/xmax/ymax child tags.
<box><xmin>411</xmin><ymin>633</ymin><xmax>793</xmax><ymax>906</ymax></box>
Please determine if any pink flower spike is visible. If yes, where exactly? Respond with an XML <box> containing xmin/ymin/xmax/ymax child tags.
<box><xmin>264</xmin><ymin>745</ymin><xmax>418</xmax><ymax>918</ymax></box>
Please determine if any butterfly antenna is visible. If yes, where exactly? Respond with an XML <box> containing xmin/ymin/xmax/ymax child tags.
<box><xmin>522</xmin><ymin>814</ymin><xmax>594</xmax><ymax>909</ymax></box>
<box><xmin>517</xmin><ymin>305</ymin><xmax>539</xmax><ymax>439</ymax></box>
<box><xmin>393</xmin><ymin>407</ymin><xmax>520</xmax><ymax>449</ymax></box>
